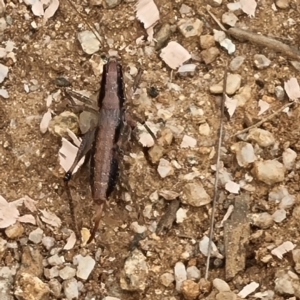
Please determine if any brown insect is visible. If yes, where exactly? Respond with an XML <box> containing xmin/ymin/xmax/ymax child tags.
<box><xmin>64</xmin><ymin>56</ymin><xmax>126</xmax><ymax>243</ymax></box>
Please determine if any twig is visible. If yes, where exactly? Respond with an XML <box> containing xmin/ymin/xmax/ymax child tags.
<box><xmin>204</xmin><ymin>64</ymin><xmax>228</xmax><ymax>280</ymax></box>
<box><xmin>231</xmin><ymin>102</ymin><xmax>294</xmax><ymax>137</ymax></box>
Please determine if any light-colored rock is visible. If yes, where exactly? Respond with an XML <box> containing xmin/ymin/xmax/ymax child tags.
<box><xmin>77</xmin><ymin>30</ymin><xmax>101</xmax><ymax>54</ymax></box>
<box><xmin>14</xmin><ymin>273</ymin><xmax>50</xmax><ymax>300</ymax></box>
<box><xmin>222</xmin><ymin>12</ymin><xmax>238</xmax><ymax>26</ymax></box>
<box><xmin>201</xmin><ymin>47</ymin><xmax>220</xmax><ymax>64</ymax></box>
<box><xmin>231</xmin><ymin>142</ymin><xmax>256</xmax><ymax>167</ymax></box>
<box><xmin>275</xmin><ymin>0</ymin><xmax>290</xmax><ymax>9</ymax></box>
<box><xmin>210</xmin><ymin>0</ymin><xmax>222</xmax><ymax>7</ymax></box>
<box><xmin>48</xmin><ymin>254</ymin><xmax>65</xmax><ymax>266</ymax></box>
<box><xmin>272</xmin><ymin>209</ymin><xmax>287</xmax><ymax>223</ymax></box>
<box><xmin>200</xmin><ymin>35</ymin><xmax>215</xmax><ymax>49</ymax></box>
<box><xmin>216</xmin><ymin>291</ymin><xmax>237</xmax><ymax>300</ymax></box>
<box><xmin>48</xmin><ymin>279</ymin><xmax>61</xmax><ymax>298</ymax></box>
<box><xmin>5</xmin><ymin>222</ymin><xmax>24</xmax><ymax>239</ymax></box>
<box><xmin>250</xmin><ymin>213</ymin><xmax>274</xmax><ymax>229</ymax></box>
<box><xmin>254</xmin><ymin>54</ymin><xmax>271</xmax><ymax>69</ymax></box>
<box><xmin>282</xmin><ymin>148</ymin><xmax>297</xmax><ymax>170</ymax></box>
<box><xmin>74</xmin><ymin>255</ymin><xmax>95</xmax><ymax>280</ymax></box>
<box><xmin>120</xmin><ymin>249</ymin><xmax>148</xmax><ymax>291</ymax></box>
<box><xmin>199</xmin><ymin>123</ymin><xmax>210</xmax><ymax>136</ymax></box>
<box><xmin>275</xmin><ymin>86</ymin><xmax>285</xmax><ymax>101</ymax></box>
<box><xmin>174</xmin><ymin>262</ymin><xmax>187</xmax><ymax>291</ymax></box>
<box><xmin>42</xmin><ymin>237</ymin><xmax>55</xmax><ymax>250</ymax></box>
<box><xmin>213</xmin><ymin>278</ymin><xmax>231</xmax><ymax>292</ymax></box>
<box><xmin>44</xmin><ymin>267</ymin><xmax>59</xmax><ymax>279</ymax></box>
<box><xmin>181</xmin><ymin>280</ymin><xmax>200</xmax><ymax>300</ymax></box>
<box><xmin>234</xmin><ymin>85</ymin><xmax>252</xmax><ymax>107</ymax></box>
<box><xmin>148</xmin><ymin>144</ymin><xmax>164</xmax><ymax>164</ymax></box>
<box><xmin>226</xmin><ymin>74</ymin><xmax>242</xmax><ymax>95</ymax></box>
<box><xmin>104</xmin><ymin>0</ymin><xmax>121</xmax><ymax>8</ymax></box>
<box><xmin>229</xmin><ymin>56</ymin><xmax>245</xmax><ymax>71</ymax></box>
<box><xmin>187</xmin><ymin>266</ymin><xmax>200</xmax><ymax>281</ymax></box>
<box><xmin>28</xmin><ymin>228</ymin><xmax>43</xmax><ymax>244</ymax></box>
<box><xmin>252</xmin><ymin>160</ymin><xmax>285</xmax><ymax>185</ymax></box>
<box><xmin>59</xmin><ymin>266</ymin><xmax>76</xmax><ymax>280</ymax></box>
<box><xmin>157</xmin><ymin>158</ymin><xmax>174</xmax><ymax>178</ymax></box>
<box><xmin>275</xmin><ymin>270</ymin><xmax>300</xmax><ymax>297</ymax></box>
<box><xmin>160</xmin><ymin>272</ymin><xmax>175</xmax><ymax>287</ymax></box>
<box><xmin>154</xmin><ymin>23</ymin><xmax>172</xmax><ymax>50</ymax></box>
<box><xmin>62</xmin><ymin>278</ymin><xmax>79</xmax><ymax>300</ymax></box>
<box><xmin>279</xmin><ymin>194</ymin><xmax>295</xmax><ymax>209</ymax></box>
<box><xmin>182</xmin><ymin>182</ymin><xmax>211</xmax><ymax>207</ymax></box>
<box><xmin>246</xmin><ymin>129</ymin><xmax>275</xmax><ymax>147</ymax></box>
<box><xmin>178</xmin><ymin>18</ymin><xmax>203</xmax><ymax>37</ymax></box>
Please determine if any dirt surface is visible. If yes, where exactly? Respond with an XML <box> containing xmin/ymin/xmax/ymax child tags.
<box><xmin>1</xmin><ymin>0</ymin><xmax>300</xmax><ymax>299</ymax></box>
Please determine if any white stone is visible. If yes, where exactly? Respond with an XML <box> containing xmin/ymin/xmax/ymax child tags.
<box><xmin>272</xmin><ymin>209</ymin><xmax>287</xmax><ymax>223</ymax></box>
<box><xmin>253</xmin><ymin>160</ymin><xmax>285</xmax><ymax>185</ymax></box>
<box><xmin>213</xmin><ymin>278</ymin><xmax>231</xmax><ymax>292</ymax></box>
<box><xmin>63</xmin><ymin>278</ymin><xmax>79</xmax><ymax>300</ymax></box>
<box><xmin>182</xmin><ymin>182</ymin><xmax>211</xmax><ymax>207</ymax></box>
<box><xmin>174</xmin><ymin>262</ymin><xmax>187</xmax><ymax>291</ymax></box>
<box><xmin>77</xmin><ymin>30</ymin><xmax>101</xmax><ymax>55</ymax></box>
<box><xmin>74</xmin><ymin>255</ymin><xmax>95</xmax><ymax>280</ymax></box>
<box><xmin>157</xmin><ymin>158</ymin><xmax>174</xmax><ymax>178</ymax></box>
<box><xmin>282</xmin><ymin>148</ymin><xmax>297</xmax><ymax>170</ymax></box>
<box><xmin>246</xmin><ymin>129</ymin><xmax>275</xmax><ymax>147</ymax></box>
<box><xmin>187</xmin><ymin>266</ymin><xmax>201</xmax><ymax>281</ymax></box>
<box><xmin>28</xmin><ymin>228</ymin><xmax>43</xmax><ymax>244</ymax></box>
<box><xmin>199</xmin><ymin>122</ymin><xmax>210</xmax><ymax>136</ymax></box>
<box><xmin>48</xmin><ymin>254</ymin><xmax>65</xmax><ymax>266</ymax></box>
<box><xmin>160</xmin><ymin>272</ymin><xmax>175</xmax><ymax>287</ymax></box>
<box><xmin>231</xmin><ymin>142</ymin><xmax>256</xmax><ymax>167</ymax></box>
<box><xmin>59</xmin><ymin>266</ymin><xmax>76</xmax><ymax>280</ymax></box>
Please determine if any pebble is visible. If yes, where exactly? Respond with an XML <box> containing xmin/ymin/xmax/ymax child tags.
<box><xmin>48</xmin><ymin>279</ymin><xmax>62</xmax><ymax>298</ymax></box>
<box><xmin>63</xmin><ymin>278</ymin><xmax>79</xmax><ymax>300</ymax></box>
<box><xmin>199</xmin><ymin>122</ymin><xmax>210</xmax><ymax>136</ymax></box>
<box><xmin>234</xmin><ymin>85</ymin><xmax>252</xmax><ymax>107</ymax></box>
<box><xmin>293</xmin><ymin>249</ymin><xmax>300</xmax><ymax>274</ymax></box>
<box><xmin>222</xmin><ymin>12</ymin><xmax>238</xmax><ymax>26</ymax></box>
<box><xmin>14</xmin><ymin>273</ymin><xmax>50</xmax><ymax>300</ymax></box>
<box><xmin>74</xmin><ymin>255</ymin><xmax>95</xmax><ymax>280</ymax></box>
<box><xmin>104</xmin><ymin>0</ymin><xmax>121</xmax><ymax>8</ymax></box>
<box><xmin>157</xmin><ymin>158</ymin><xmax>174</xmax><ymax>178</ymax></box>
<box><xmin>275</xmin><ymin>0</ymin><xmax>290</xmax><ymax>9</ymax></box>
<box><xmin>210</xmin><ymin>0</ymin><xmax>222</xmax><ymax>6</ymax></box>
<box><xmin>275</xmin><ymin>270</ymin><xmax>300</xmax><ymax>297</ymax></box>
<box><xmin>201</xmin><ymin>47</ymin><xmax>220</xmax><ymax>64</ymax></box>
<box><xmin>229</xmin><ymin>56</ymin><xmax>245</xmax><ymax>71</ymax></box>
<box><xmin>154</xmin><ymin>23</ymin><xmax>171</xmax><ymax>50</ymax></box>
<box><xmin>252</xmin><ymin>160</ymin><xmax>286</xmax><ymax>185</ymax></box>
<box><xmin>275</xmin><ymin>85</ymin><xmax>285</xmax><ymax>101</ymax></box>
<box><xmin>179</xmin><ymin>4</ymin><xmax>193</xmax><ymax>15</ymax></box>
<box><xmin>148</xmin><ymin>145</ymin><xmax>164</xmax><ymax>164</ymax></box>
<box><xmin>176</xmin><ymin>208</ymin><xmax>188</xmax><ymax>223</ymax></box>
<box><xmin>174</xmin><ymin>262</ymin><xmax>187</xmax><ymax>291</ymax></box>
<box><xmin>120</xmin><ymin>249</ymin><xmax>148</xmax><ymax>291</ymax></box>
<box><xmin>160</xmin><ymin>272</ymin><xmax>175</xmax><ymax>287</ymax></box>
<box><xmin>213</xmin><ymin>278</ymin><xmax>231</xmax><ymax>292</ymax></box>
<box><xmin>246</xmin><ymin>128</ymin><xmax>275</xmax><ymax>147</ymax></box>
<box><xmin>282</xmin><ymin>148</ymin><xmax>297</xmax><ymax>170</ymax></box>
<box><xmin>181</xmin><ymin>135</ymin><xmax>197</xmax><ymax>148</ymax></box>
<box><xmin>250</xmin><ymin>213</ymin><xmax>274</xmax><ymax>229</ymax></box>
<box><xmin>181</xmin><ymin>280</ymin><xmax>200</xmax><ymax>300</ymax></box>
<box><xmin>44</xmin><ymin>266</ymin><xmax>59</xmax><ymax>279</ymax></box>
<box><xmin>77</xmin><ymin>30</ymin><xmax>101</xmax><ymax>55</ymax></box>
<box><xmin>216</xmin><ymin>291</ymin><xmax>237</xmax><ymax>300</ymax></box>
<box><xmin>28</xmin><ymin>228</ymin><xmax>43</xmax><ymax>244</ymax></box>
<box><xmin>182</xmin><ymin>182</ymin><xmax>211</xmax><ymax>207</ymax></box>
<box><xmin>210</xmin><ymin>74</ymin><xmax>241</xmax><ymax>95</ymax></box>
<box><xmin>5</xmin><ymin>222</ymin><xmax>24</xmax><ymax>239</ymax></box>
<box><xmin>59</xmin><ymin>266</ymin><xmax>76</xmax><ymax>280</ymax></box>
<box><xmin>200</xmin><ymin>35</ymin><xmax>215</xmax><ymax>49</ymax></box>
<box><xmin>231</xmin><ymin>142</ymin><xmax>256</xmax><ymax>167</ymax></box>
<box><xmin>254</xmin><ymin>54</ymin><xmax>271</xmax><ymax>69</ymax></box>
<box><xmin>268</xmin><ymin>186</ymin><xmax>289</xmax><ymax>202</ymax></box>
<box><xmin>186</xmin><ymin>266</ymin><xmax>201</xmax><ymax>281</ymax></box>
<box><xmin>48</xmin><ymin>111</ymin><xmax>79</xmax><ymax>138</ymax></box>
<box><xmin>42</xmin><ymin>236</ymin><xmax>55</xmax><ymax>250</ymax></box>
<box><xmin>272</xmin><ymin>209</ymin><xmax>287</xmax><ymax>223</ymax></box>
<box><xmin>48</xmin><ymin>254</ymin><xmax>65</xmax><ymax>266</ymax></box>
<box><xmin>178</xmin><ymin>18</ymin><xmax>204</xmax><ymax>37</ymax></box>
<box><xmin>279</xmin><ymin>194</ymin><xmax>295</xmax><ymax>209</ymax></box>
<box><xmin>79</xmin><ymin>111</ymin><xmax>98</xmax><ymax>134</ymax></box>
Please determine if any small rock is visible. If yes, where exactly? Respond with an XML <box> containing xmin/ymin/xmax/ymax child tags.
<box><xmin>201</xmin><ymin>47</ymin><xmax>220</xmax><ymax>64</ymax></box>
<box><xmin>275</xmin><ymin>86</ymin><xmax>285</xmax><ymax>101</ymax></box>
<box><xmin>48</xmin><ymin>254</ymin><xmax>65</xmax><ymax>266</ymax></box>
<box><xmin>279</xmin><ymin>194</ymin><xmax>295</xmax><ymax>209</ymax></box>
<box><xmin>174</xmin><ymin>262</ymin><xmax>187</xmax><ymax>291</ymax></box>
<box><xmin>200</xmin><ymin>35</ymin><xmax>215</xmax><ymax>49</ymax></box>
<box><xmin>282</xmin><ymin>148</ymin><xmax>297</xmax><ymax>170</ymax></box>
<box><xmin>213</xmin><ymin>278</ymin><xmax>231</xmax><ymax>292</ymax></box>
<box><xmin>216</xmin><ymin>291</ymin><xmax>237</xmax><ymax>300</ymax></box>
<box><xmin>275</xmin><ymin>270</ymin><xmax>300</xmax><ymax>297</ymax></box>
<box><xmin>254</xmin><ymin>54</ymin><xmax>271</xmax><ymax>69</ymax></box>
<box><xmin>178</xmin><ymin>18</ymin><xmax>204</xmax><ymax>37</ymax></box>
<box><xmin>252</xmin><ymin>160</ymin><xmax>286</xmax><ymax>185</ymax></box>
<box><xmin>44</xmin><ymin>267</ymin><xmax>59</xmax><ymax>279</ymax></box>
<box><xmin>120</xmin><ymin>249</ymin><xmax>148</xmax><ymax>291</ymax></box>
<box><xmin>234</xmin><ymin>85</ymin><xmax>252</xmax><ymax>107</ymax></box>
<box><xmin>157</xmin><ymin>158</ymin><xmax>174</xmax><ymax>178</ymax></box>
<box><xmin>42</xmin><ymin>236</ymin><xmax>55</xmax><ymax>250</ymax></box>
<box><xmin>48</xmin><ymin>279</ymin><xmax>62</xmax><ymax>298</ymax></box>
<box><xmin>48</xmin><ymin>111</ymin><xmax>79</xmax><ymax>138</ymax></box>
<box><xmin>176</xmin><ymin>208</ymin><xmax>188</xmax><ymax>223</ymax></box>
<box><xmin>181</xmin><ymin>280</ymin><xmax>200</xmax><ymax>300</ymax></box>
<box><xmin>63</xmin><ymin>278</ymin><xmax>79</xmax><ymax>300</ymax></box>
<box><xmin>293</xmin><ymin>249</ymin><xmax>300</xmax><ymax>274</ymax></box>
<box><xmin>0</xmin><ymin>18</ymin><xmax>6</xmax><ymax>32</ymax></box>
<box><xmin>211</xmin><ymin>0</ymin><xmax>222</xmax><ymax>6</ymax></box>
<box><xmin>160</xmin><ymin>272</ymin><xmax>175</xmax><ymax>287</ymax></box>
<box><xmin>250</xmin><ymin>212</ymin><xmax>274</xmax><ymax>229</ymax></box>
<box><xmin>5</xmin><ymin>222</ymin><xmax>24</xmax><ymax>239</ymax></box>
<box><xmin>181</xmin><ymin>135</ymin><xmax>197</xmax><ymax>148</ymax></box>
<box><xmin>59</xmin><ymin>266</ymin><xmax>76</xmax><ymax>281</ymax></box>
<box><xmin>272</xmin><ymin>209</ymin><xmax>287</xmax><ymax>223</ymax></box>
<box><xmin>182</xmin><ymin>182</ymin><xmax>211</xmax><ymax>207</ymax></box>
<box><xmin>77</xmin><ymin>30</ymin><xmax>101</xmax><ymax>54</ymax></box>
<box><xmin>231</xmin><ymin>142</ymin><xmax>256</xmax><ymax>167</ymax></box>
<box><xmin>148</xmin><ymin>144</ymin><xmax>164</xmax><ymax>164</ymax></box>
<box><xmin>74</xmin><ymin>255</ymin><xmax>95</xmax><ymax>281</ymax></box>
<box><xmin>14</xmin><ymin>273</ymin><xmax>50</xmax><ymax>300</ymax></box>
<box><xmin>229</xmin><ymin>56</ymin><xmax>245</xmax><ymax>71</ymax></box>
<box><xmin>226</xmin><ymin>74</ymin><xmax>242</xmax><ymax>95</ymax></box>
<box><xmin>155</xmin><ymin>24</ymin><xmax>172</xmax><ymax>50</ymax></box>
<box><xmin>246</xmin><ymin>128</ymin><xmax>275</xmax><ymax>147</ymax></box>
<box><xmin>179</xmin><ymin>4</ymin><xmax>193</xmax><ymax>15</ymax></box>
<box><xmin>104</xmin><ymin>0</ymin><xmax>121</xmax><ymax>8</ymax></box>
<box><xmin>222</xmin><ymin>12</ymin><xmax>238</xmax><ymax>26</ymax></box>
<box><xmin>28</xmin><ymin>228</ymin><xmax>43</xmax><ymax>244</ymax></box>
<box><xmin>275</xmin><ymin>0</ymin><xmax>290</xmax><ymax>9</ymax></box>
<box><xmin>199</xmin><ymin>123</ymin><xmax>211</xmax><ymax>136</ymax></box>
<box><xmin>187</xmin><ymin>266</ymin><xmax>201</xmax><ymax>281</ymax></box>
<box><xmin>79</xmin><ymin>110</ymin><xmax>98</xmax><ymax>134</ymax></box>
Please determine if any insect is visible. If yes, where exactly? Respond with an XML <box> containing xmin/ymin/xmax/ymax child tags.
<box><xmin>64</xmin><ymin>56</ymin><xmax>126</xmax><ymax>243</ymax></box>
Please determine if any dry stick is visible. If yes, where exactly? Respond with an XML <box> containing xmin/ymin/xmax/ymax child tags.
<box><xmin>204</xmin><ymin>65</ymin><xmax>228</xmax><ymax>280</ymax></box>
<box><xmin>231</xmin><ymin>102</ymin><xmax>294</xmax><ymax>137</ymax></box>
<box><xmin>206</xmin><ymin>8</ymin><xmax>300</xmax><ymax>61</ymax></box>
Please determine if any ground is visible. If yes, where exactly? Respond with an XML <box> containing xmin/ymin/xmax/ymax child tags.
<box><xmin>0</xmin><ymin>0</ymin><xmax>300</xmax><ymax>299</ymax></box>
